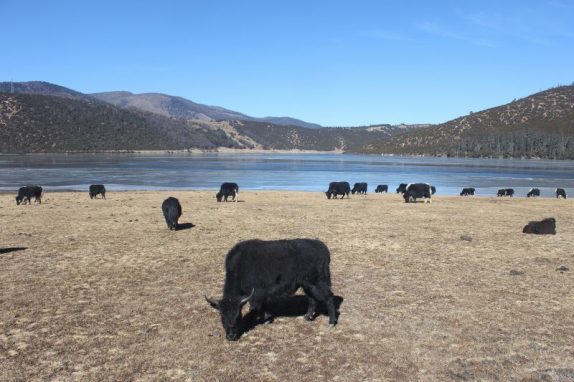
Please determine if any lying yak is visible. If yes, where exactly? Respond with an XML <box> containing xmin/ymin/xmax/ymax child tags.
<box><xmin>16</xmin><ymin>185</ymin><xmax>43</xmax><ymax>205</ymax></box>
<box><xmin>161</xmin><ymin>197</ymin><xmax>182</xmax><ymax>230</ymax></box>
<box><xmin>523</xmin><ymin>217</ymin><xmax>556</xmax><ymax>235</ymax></box>
<box><xmin>206</xmin><ymin>238</ymin><xmax>338</xmax><ymax>341</ymax></box>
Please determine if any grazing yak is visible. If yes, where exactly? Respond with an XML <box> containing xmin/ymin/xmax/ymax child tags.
<box><xmin>523</xmin><ymin>217</ymin><xmax>556</xmax><ymax>235</ymax></box>
<box><xmin>375</xmin><ymin>185</ymin><xmax>388</xmax><ymax>193</ymax></box>
<box><xmin>216</xmin><ymin>182</ymin><xmax>239</xmax><ymax>202</ymax></box>
<box><xmin>161</xmin><ymin>197</ymin><xmax>182</xmax><ymax>230</ymax></box>
<box><xmin>15</xmin><ymin>185</ymin><xmax>43</xmax><ymax>205</ymax></box>
<box><xmin>206</xmin><ymin>239</ymin><xmax>338</xmax><ymax>341</ymax></box>
<box><xmin>351</xmin><ymin>182</ymin><xmax>368</xmax><ymax>195</ymax></box>
<box><xmin>526</xmin><ymin>188</ymin><xmax>540</xmax><ymax>198</ymax></box>
<box><xmin>403</xmin><ymin>183</ymin><xmax>433</xmax><ymax>203</ymax></box>
<box><xmin>89</xmin><ymin>184</ymin><xmax>106</xmax><ymax>199</ymax></box>
<box><xmin>460</xmin><ymin>187</ymin><xmax>475</xmax><ymax>196</ymax></box>
<box><xmin>497</xmin><ymin>188</ymin><xmax>514</xmax><ymax>197</ymax></box>
<box><xmin>325</xmin><ymin>181</ymin><xmax>350</xmax><ymax>199</ymax></box>
<box><xmin>556</xmin><ymin>188</ymin><xmax>567</xmax><ymax>199</ymax></box>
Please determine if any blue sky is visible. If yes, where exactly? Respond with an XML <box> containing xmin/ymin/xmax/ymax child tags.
<box><xmin>1</xmin><ymin>0</ymin><xmax>573</xmax><ymax>126</ymax></box>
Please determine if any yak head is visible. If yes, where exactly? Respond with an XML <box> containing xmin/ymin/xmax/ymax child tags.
<box><xmin>205</xmin><ymin>289</ymin><xmax>254</xmax><ymax>341</ymax></box>
<box><xmin>15</xmin><ymin>196</ymin><xmax>22</xmax><ymax>205</ymax></box>
<box><xmin>216</xmin><ymin>192</ymin><xmax>223</xmax><ymax>202</ymax></box>
<box><xmin>325</xmin><ymin>191</ymin><xmax>332</xmax><ymax>199</ymax></box>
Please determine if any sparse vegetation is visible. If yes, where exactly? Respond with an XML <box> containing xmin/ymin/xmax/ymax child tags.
<box><xmin>0</xmin><ymin>93</ymin><xmax>239</xmax><ymax>152</ymax></box>
<box><xmin>0</xmin><ymin>191</ymin><xmax>572</xmax><ymax>380</ymax></box>
<box><xmin>357</xmin><ymin>86</ymin><xmax>574</xmax><ymax>159</ymax></box>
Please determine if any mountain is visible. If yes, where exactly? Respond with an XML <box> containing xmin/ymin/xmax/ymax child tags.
<box><xmin>0</xmin><ymin>93</ymin><xmax>240</xmax><ymax>152</ymax></box>
<box><xmin>0</xmin><ymin>86</ymin><xmax>414</xmax><ymax>153</ymax></box>
<box><xmin>0</xmin><ymin>81</ymin><xmax>96</xmax><ymax>103</ymax></box>
<box><xmin>90</xmin><ymin>91</ymin><xmax>248</xmax><ymax>122</ymax></box>
<box><xmin>0</xmin><ymin>91</ymin><xmax>416</xmax><ymax>153</ymax></box>
<box><xmin>356</xmin><ymin>86</ymin><xmax>574</xmax><ymax>159</ymax></box>
<box><xmin>91</xmin><ymin>91</ymin><xmax>322</xmax><ymax>129</ymax></box>
<box><xmin>230</xmin><ymin>120</ymin><xmax>422</xmax><ymax>151</ymax></box>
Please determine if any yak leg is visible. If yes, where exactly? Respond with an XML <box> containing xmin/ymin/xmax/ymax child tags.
<box><xmin>302</xmin><ymin>287</ymin><xmax>317</xmax><ymax>321</ymax></box>
<box><xmin>304</xmin><ymin>283</ymin><xmax>337</xmax><ymax>326</ymax></box>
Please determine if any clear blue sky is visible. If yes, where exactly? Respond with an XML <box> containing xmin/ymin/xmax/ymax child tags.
<box><xmin>1</xmin><ymin>0</ymin><xmax>573</xmax><ymax>126</ymax></box>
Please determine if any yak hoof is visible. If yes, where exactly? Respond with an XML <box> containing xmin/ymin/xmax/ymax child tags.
<box><xmin>262</xmin><ymin>313</ymin><xmax>274</xmax><ymax>325</ymax></box>
<box><xmin>304</xmin><ymin>313</ymin><xmax>316</xmax><ymax>321</ymax></box>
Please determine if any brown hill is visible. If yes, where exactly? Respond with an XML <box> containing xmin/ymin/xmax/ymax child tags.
<box><xmin>357</xmin><ymin>86</ymin><xmax>574</xmax><ymax>159</ymax></box>
<box><xmin>91</xmin><ymin>91</ymin><xmax>323</xmax><ymax>129</ymax></box>
<box><xmin>0</xmin><ymin>81</ymin><xmax>95</xmax><ymax>103</ymax></box>
<box><xmin>231</xmin><ymin>120</ymin><xmax>418</xmax><ymax>151</ymax></box>
<box><xmin>0</xmin><ymin>84</ymin><xmax>421</xmax><ymax>153</ymax></box>
<box><xmin>0</xmin><ymin>93</ymin><xmax>239</xmax><ymax>153</ymax></box>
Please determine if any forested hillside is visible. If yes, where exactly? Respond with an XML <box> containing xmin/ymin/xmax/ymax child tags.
<box><xmin>357</xmin><ymin>86</ymin><xmax>574</xmax><ymax>159</ymax></box>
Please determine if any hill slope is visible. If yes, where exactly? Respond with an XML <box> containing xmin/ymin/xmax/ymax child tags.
<box><xmin>231</xmin><ymin>120</ymin><xmax>419</xmax><ymax>151</ymax></box>
<box><xmin>0</xmin><ymin>81</ymin><xmax>96</xmax><ymax>103</ymax></box>
<box><xmin>0</xmin><ymin>92</ymin><xmax>414</xmax><ymax>153</ymax></box>
<box><xmin>357</xmin><ymin>86</ymin><xmax>574</xmax><ymax>159</ymax></box>
<box><xmin>91</xmin><ymin>91</ymin><xmax>322</xmax><ymax>129</ymax></box>
<box><xmin>0</xmin><ymin>93</ymin><xmax>238</xmax><ymax>152</ymax></box>
<box><xmin>0</xmin><ymin>81</ymin><xmax>422</xmax><ymax>153</ymax></box>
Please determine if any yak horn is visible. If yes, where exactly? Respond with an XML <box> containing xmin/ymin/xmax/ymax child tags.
<box><xmin>205</xmin><ymin>295</ymin><xmax>220</xmax><ymax>309</ymax></box>
<box><xmin>239</xmin><ymin>289</ymin><xmax>255</xmax><ymax>306</ymax></box>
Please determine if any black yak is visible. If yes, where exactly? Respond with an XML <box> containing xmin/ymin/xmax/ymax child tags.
<box><xmin>161</xmin><ymin>197</ymin><xmax>182</xmax><ymax>230</ymax></box>
<box><xmin>206</xmin><ymin>239</ymin><xmax>338</xmax><ymax>341</ymax></box>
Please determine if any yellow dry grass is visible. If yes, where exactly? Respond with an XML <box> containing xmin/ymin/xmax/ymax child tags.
<box><xmin>1</xmin><ymin>191</ymin><xmax>573</xmax><ymax>381</ymax></box>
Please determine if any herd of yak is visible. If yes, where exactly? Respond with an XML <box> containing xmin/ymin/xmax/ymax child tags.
<box><xmin>11</xmin><ymin>180</ymin><xmax>567</xmax><ymax>340</ymax></box>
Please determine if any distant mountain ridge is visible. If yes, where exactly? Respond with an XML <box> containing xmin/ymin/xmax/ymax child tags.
<box><xmin>0</xmin><ymin>81</ymin><xmax>323</xmax><ymax>129</ymax></box>
<box><xmin>91</xmin><ymin>91</ymin><xmax>323</xmax><ymax>129</ymax></box>
<box><xmin>0</xmin><ymin>93</ymin><xmax>239</xmax><ymax>152</ymax></box>
<box><xmin>3</xmin><ymin>80</ymin><xmax>572</xmax><ymax>158</ymax></box>
<box><xmin>0</xmin><ymin>81</ymin><xmax>417</xmax><ymax>153</ymax></box>
<box><xmin>0</xmin><ymin>81</ymin><xmax>96</xmax><ymax>103</ymax></box>
<box><xmin>356</xmin><ymin>86</ymin><xmax>574</xmax><ymax>159</ymax></box>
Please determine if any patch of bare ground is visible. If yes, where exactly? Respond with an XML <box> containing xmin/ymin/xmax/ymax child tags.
<box><xmin>1</xmin><ymin>191</ymin><xmax>573</xmax><ymax>381</ymax></box>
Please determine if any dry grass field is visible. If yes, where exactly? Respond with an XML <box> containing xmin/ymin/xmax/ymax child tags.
<box><xmin>1</xmin><ymin>190</ymin><xmax>573</xmax><ymax>381</ymax></box>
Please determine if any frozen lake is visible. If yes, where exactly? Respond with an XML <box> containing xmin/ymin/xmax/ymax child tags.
<box><xmin>1</xmin><ymin>153</ymin><xmax>573</xmax><ymax>197</ymax></box>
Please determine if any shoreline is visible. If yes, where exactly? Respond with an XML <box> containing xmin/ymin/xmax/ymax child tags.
<box><xmin>0</xmin><ymin>149</ymin><xmax>571</xmax><ymax>160</ymax></box>
<box><xmin>0</xmin><ymin>189</ymin><xmax>567</xmax><ymax>199</ymax></box>
<box><xmin>0</xmin><ymin>147</ymin><xmax>345</xmax><ymax>156</ymax></box>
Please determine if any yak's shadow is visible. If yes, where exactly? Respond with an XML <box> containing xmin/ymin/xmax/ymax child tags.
<box><xmin>240</xmin><ymin>295</ymin><xmax>343</xmax><ymax>337</ymax></box>
<box><xmin>0</xmin><ymin>247</ymin><xmax>27</xmax><ymax>255</ymax></box>
<box><xmin>176</xmin><ymin>223</ymin><xmax>195</xmax><ymax>231</ymax></box>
